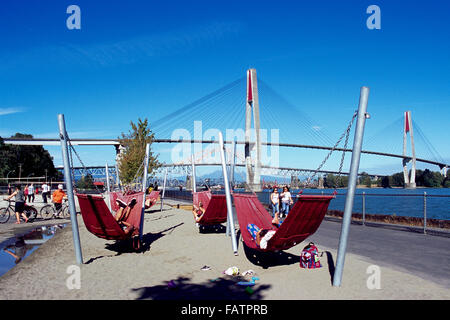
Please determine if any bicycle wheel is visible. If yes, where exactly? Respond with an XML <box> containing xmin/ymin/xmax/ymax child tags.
<box><xmin>61</xmin><ymin>205</ymin><xmax>70</xmax><ymax>219</ymax></box>
<box><xmin>25</xmin><ymin>206</ymin><xmax>38</xmax><ymax>222</ymax></box>
<box><xmin>0</xmin><ymin>207</ymin><xmax>11</xmax><ymax>223</ymax></box>
<box><xmin>40</xmin><ymin>205</ymin><xmax>54</xmax><ymax>220</ymax></box>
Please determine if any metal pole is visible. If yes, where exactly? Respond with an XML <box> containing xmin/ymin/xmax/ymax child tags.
<box><xmin>105</xmin><ymin>162</ymin><xmax>111</xmax><ymax>211</ymax></box>
<box><xmin>139</xmin><ymin>143</ymin><xmax>151</xmax><ymax>240</ymax></box>
<box><xmin>423</xmin><ymin>192</ymin><xmax>427</xmax><ymax>234</ymax></box>
<box><xmin>362</xmin><ymin>192</ymin><xmax>366</xmax><ymax>226</ymax></box>
<box><xmin>105</xmin><ymin>162</ymin><xmax>111</xmax><ymax>193</ymax></box>
<box><xmin>219</xmin><ymin>131</ymin><xmax>238</xmax><ymax>255</ymax></box>
<box><xmin>230</xmin><ymin>139</ymin><xmax>236</xmax><ymax>189</ymax></box>
<box><xmin>227</xmin><ymin>139</ymin><xmax>237</xmax><ymax>237</ymax></box>
<box><xmin>333</xmin><ymin>87</ymin><xmax>370</xmax><ymax>287</ymax></box>
<box><xmin>58</xmin><ymin>114</ymin><xmax>83</xmax><ymax>265</ymax></box>
<box><xmin>115</xmin><ymin>163</ymin><xmax>121</xmax><ymax>191</ymax></box>
<box><xmin>191</xmin><ymin>155</ymin><xmax>197</xmax><ymax>193</ymax></box>
<box><xmin>160</xmin><ymin>169</ymin><xmax>168</xmax><ymax>212</ymax></box>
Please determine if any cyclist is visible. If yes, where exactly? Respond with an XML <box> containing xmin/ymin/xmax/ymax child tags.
<box><xmin>51</xmin><ymin>184</ymin><xmax>67</xmax><ymax>218</ymax></box>
<box><xmin>3</xmin><ymin>185</ymin><xmax>29</xmax><ymax>224</ymax></box>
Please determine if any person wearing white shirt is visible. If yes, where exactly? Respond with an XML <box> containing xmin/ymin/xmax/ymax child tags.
<box><xmin>41</xmin><ymin>183</ymin><xmax>49</xmax><ymax>203</ymax></box>
<box><xmin>27</xmin><ymin>184</ymin><xmax>35</xmax><ymax>203</ymax></box>
<box><xmin>280</xmin><ymin>186</ymin><xmax>293</xmax><ymax>218</ymax></box>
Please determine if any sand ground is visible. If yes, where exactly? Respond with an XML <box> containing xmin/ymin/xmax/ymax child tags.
<box><xmin>0</xmin><ymin>199</ymin><xmax>449</xmax><ymax>300</ymax></box>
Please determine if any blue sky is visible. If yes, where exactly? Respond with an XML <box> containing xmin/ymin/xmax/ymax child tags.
<box><xmin>0</xmin><ymin>0</ymin><xmax>449</xmax><ymax>177</ymax></box>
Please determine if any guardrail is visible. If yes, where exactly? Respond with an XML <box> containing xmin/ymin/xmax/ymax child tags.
<box><xmin>161</xmin><ymin>189</ymin><xmax>450</xmax><ymax>234</ymax></box>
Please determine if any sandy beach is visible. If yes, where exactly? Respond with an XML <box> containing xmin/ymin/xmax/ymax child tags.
<box><xmin>0</xmin><ymin>198</ymin><xmax>449</xmax><ymax>301</ymax></box>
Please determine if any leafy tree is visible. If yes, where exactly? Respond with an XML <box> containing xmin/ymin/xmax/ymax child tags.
<box><xmin>76</xmin><ymin>174</ymin><xmax>95</xmax><ymax>189</ymax></box>
<box><xmin>389</xmin><ymin>172</ymin><xmax>404</xmax><ymax>187</ymax></box>
<box><xmin>0</xmin><ymin>133</ymin><xmax>58</xmax><ymax>185</ymax></box>
<box><xmin>117</xmin><ymin>118</ymin><xmax>160</xmax><ymax>184</ymax></box>
<box><xmin>381</xmin><ymin>176</ymin><xmax>390</xmax><ymax>188</ymax></box>
<box><xmin>359</xmin><ymin>172</ymin><xmax>372</xmax><ymax>187</ymax></box>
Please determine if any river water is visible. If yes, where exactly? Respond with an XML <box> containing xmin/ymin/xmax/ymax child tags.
<box><xmin>166</xmin><ymin>187</ymin><xmax>450</xmax><ymax>221</ymax></box>
<box><xmin>256</xmin><ymin>188</ymin><xmax>450</xmax><ymax>221</ymax></box>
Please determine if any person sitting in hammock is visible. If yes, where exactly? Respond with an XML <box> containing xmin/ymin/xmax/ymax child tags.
<box><xmin>115</xmin><ymin>198</ymin><xmax>138</xmax><ymax>236</ymax></box>
<box><xmin>192</xmin><ymin>201</ymin><xmax>206</xmax><ymax>223</ymax></box>
<box><xmin>145</xmin><ymin>196</ymin><xmax>157</xmax><ymax>209</ymax></box>
<box><xmin>246</xmin><ymin>223</ymin><xmax>277</xmax><ymax>249</ymax></box>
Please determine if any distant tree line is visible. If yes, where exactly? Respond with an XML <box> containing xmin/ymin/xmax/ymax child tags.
<box><xmin>0</xmin><ymin>133</ymin><xmax>62</xmax><ymax>186</ymax></box>
<box><xmin>324</xmin><ymin>169</ymin><xmax>450</xmax><ymax>188</ymax></box>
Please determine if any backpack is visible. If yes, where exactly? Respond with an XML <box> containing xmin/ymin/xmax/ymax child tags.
<box><xmin>299</xmin><ymin>242</ymin><xmax>321</xmax><ymax>269</ymax></box>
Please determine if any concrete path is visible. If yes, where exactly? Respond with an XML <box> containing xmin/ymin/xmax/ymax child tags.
<box><xmin>310</xmin><ymin>219</ymin><xmax>450</xmax><ymax>288</ymax></box>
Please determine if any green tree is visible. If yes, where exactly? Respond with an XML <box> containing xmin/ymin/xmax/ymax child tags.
<box><xmin>0</xmin><ymin>133</ymin><xmax>58</xmax><ymax>185</ymax></box>
<box><xmin>118</xmin><ymin>118</ymin><xmax>160</xmax><ymax>184</ymax></box>
<box><xmin>389</xmin><ymin>172</ymin><xmax>404</xmax><ymax>187</ymax></box>
<box><xmin>76</xmin><ymin>174</ymin><xmax>95</xmax><ymax>189</ymax></box>
<box><xmin>381</xmin><ymin>176</ymin><xmax>390</xmax><ymax>188</ymax></box>
<box><xmin>359</xmin><ymin>172</ymin><xmax>372</xmax><ymax>187</ymax></box>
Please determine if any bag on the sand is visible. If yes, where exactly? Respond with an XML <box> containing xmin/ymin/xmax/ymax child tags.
<box><xmin>299</xmin><ymin>242</ymin><xmax>321</xmax><ymax>269</ymax></box>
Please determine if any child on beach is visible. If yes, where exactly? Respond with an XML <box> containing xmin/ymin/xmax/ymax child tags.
<box><xmin>246</xmin><ymin>224</ymin><xmax>276</xmax><ymax>249</ymax></box>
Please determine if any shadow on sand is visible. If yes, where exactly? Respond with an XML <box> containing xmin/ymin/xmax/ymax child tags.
<box><xmin>198</xmin><ymin>224</ymin><xmax>227</xmax><ymax>234</ymax></box>
<box><xmin>132</xmin><ymin>276</ymin><xmax>271</xmax><ymax>300</ymax></box>
<box><xmin>85</xmin><ymin>223</ymin><xmax>184</xmax><ymax>264</ymax></box>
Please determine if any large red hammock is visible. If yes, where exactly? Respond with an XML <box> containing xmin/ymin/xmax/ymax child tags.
<box><xmin>109</xmin><ymin>190</ymin><xmax>159</xmax><ymax>212</ymax></box>
<box><xmin>233</xmin><ymin>193</ymin><xmax>333</xmax><ymax>251</ymax></box>
<box><xmin>192</xmin><ymin>191</ymin><xmax>228</xmax><ymax>226</ymax></box>
<box><xmin>77</xmin><ymin>192</ymin><xmax>145</xmax><ymax>240</ymax></box>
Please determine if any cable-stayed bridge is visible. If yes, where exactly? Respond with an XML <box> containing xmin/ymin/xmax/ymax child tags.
<box><xmin>3</xmin><ymin>69</ymin><xmax>448</xmax><ymax>188</ymax></box>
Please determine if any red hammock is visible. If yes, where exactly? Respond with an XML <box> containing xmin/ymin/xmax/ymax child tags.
<box><xmin>233</xmin><ymin>193</ymin><xmax>333</xmax><ymax>251</ymax></box>
<box><xmin>192</xmin><ymin>191</ymin><xmax>228</xmax><ymax>226</ymax></box>
<box><xmin>145</xmin><ymin>191</ymin><xmax>160</xmax><ymax>209</ymax></box>
<box><xmin>77</xmin><ymin>192</ymin><xmax>145</xmax><ymax>240</ymax></box>
<box><xmin>109</xmin><ymin>191</ymin><xmax>121</xmax><ymax>212</ymax></box>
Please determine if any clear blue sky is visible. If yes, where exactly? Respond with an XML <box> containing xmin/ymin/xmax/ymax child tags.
<box><xmin>0</xmin><ymin>0</ymin><xmax>449</xmax><ymax>177</ymax></box>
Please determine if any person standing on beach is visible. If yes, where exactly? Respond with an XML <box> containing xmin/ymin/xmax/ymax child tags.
<box><xmin>3</xmin><ymin>185</ymin><xmax>29</xmax><ymax>224</ymax></box>
<box><xmin>28</xmin><ymin>183</ymin><xmax>35</xmax><ymax>203</ymax></box>
<box><xmin>24</xmin><ymin>185</ymin><xmax>29</xmax><ymax>203</ymax></box>
<box><xmin>41</xmin><ymin>182</ymin><xmax>49</xmax><ymax>203</ymax></box>
<box><xmin>270</xmin><ymin>187</ymin><xmax>280</xmax><ymax>225</ymax></box>
<box><xmin>280</xmin><ymin>186</ymin><xmax>293</xmax><ymax>218</ymax></box>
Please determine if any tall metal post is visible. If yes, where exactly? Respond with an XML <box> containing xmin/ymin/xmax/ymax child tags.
<box><xmin>191</xmin><ymin>155</ymin><xmax>197</xmax><ymax>193</ymax></box>
<box><xmin>160</xmin><ymin>169</ymin><xmax>168</xmax><ymax>212</ymax></box>
<box><xmin>333</xmin><ymin>87</ymin><xmax>370</xmax><ymax>287</ymax></box>
<box><xmin>58</xmin><ymin>114</ymin><xmax>83</xmax><ymax>265</ymax></box>
<box><xmin>139</xmin><ymin>143</ymin><xmax>151</xmax><ymax>240</ymax></box>
<box><xmin>230</xmin><ymin>139</ymin><xmax>236</xmax><ymax>188</ymax></box>
<box><xmin>423</xmin><ymin>192</ymin><xmax>427</xmax><ymax>234</ymax></box>
<box><xmin>115</xmin><ymin>163</ymin><xmax>120</xmax><ymax>191</ymax></box>
<box><xmin>362</xmin><ymin>192</ymin><xmax>366</xmax><ymax>226</ymax></box>
<box><xmin>219</xmin><ymin>132</ymin><xmax>239</xmax><ymax>255</ymax></box>
<box><xmin>105</xmin><ymin>162</ymin><xmax>111</xmax><ymax>211</ymax></box>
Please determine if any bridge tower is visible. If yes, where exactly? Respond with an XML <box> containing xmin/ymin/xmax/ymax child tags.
<box><xmin>402</xmin><ymin>110</ymin><xmax>417</xmax><ymax>189</ymax></box>
<box><xmin>245</xmin><ymin>69</ymin><xmax>262</xmax><ymax>192</ymax></box>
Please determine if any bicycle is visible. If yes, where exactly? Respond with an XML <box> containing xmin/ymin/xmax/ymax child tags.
<box><xmin>39</xmin><ymin>200</ymin><xmax>70</xmax><ymax>220</ymax></box>
<box><xmin>0</xmin><ymin>200</ymin><xmax>39</xmax><ymax>224</ymax></box>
